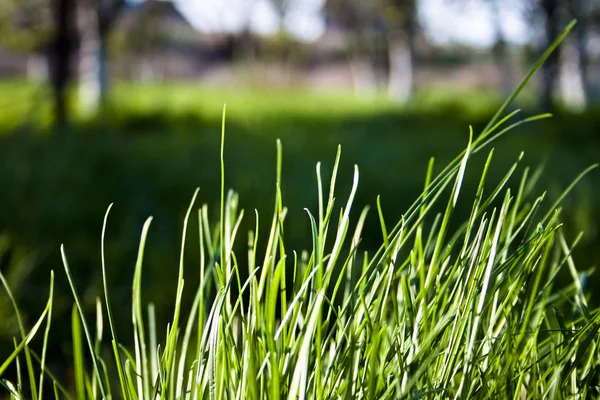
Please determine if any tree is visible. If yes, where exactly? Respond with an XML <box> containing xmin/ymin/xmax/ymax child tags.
<box><xmin>1</xmin><ymin>0</ymin><xmax>82</xmax><ymax>128</ymax></box>
<box><xmin>567</xmin><ymin>0</ymin><xmax>593</xmax><ymax>105</ymax></box>
<box><xmin>488</xmin><ymin>0</ymin><xmax>515</xmax><ymax>98</ymax></box>
<box><xmin>378</xmin><ymin>0</ymin><xmax>419</xmax><ymax>102</ymax></box>
<box><xmin>326</xmin><ymin>0</ymin><xmax>419</xmax><ymax>102</ymax></box>
<box><xmin>527</xmin><ymin>0</ymin><xmax>587</xmax><ymax>111</ymax></box>
<box><xmin>0</xmin><ymin>0</ymin><xmax>57</xmax><ymax>115</ymax></box>
<box><xmin>0</xmin><ymin>0</ymin><xmax>78</xmax><ymax>129</ymax></box>
<box><xmin>324</xmin><ymin>0</ymin><xmax>376</xmax><ymax>97</ymax></box>
<box><xmin>50</xmin><ymin>0</ymin><xmax>77</xmax><ymax>129</ymax></box>
<box><xmin>0</xmin><ymin>0</ymin><xmax>53</xmax><ymax>56</ymax></box>
<box><xmin>77</xmin><ymin>0</ymin><xmax>125</xmax><ymax>116</ymax></box>
<box><xmin>448</xmin><ymin>0</ymin><xmax>591</xmax><ymax>110</ymax></box>
<box><xmin>325</xmin><ymin>0</ymin><xmax>412</xmax><ymax>100</ymax></box>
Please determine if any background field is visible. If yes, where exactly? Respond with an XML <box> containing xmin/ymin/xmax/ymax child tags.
<box><xmin>0</xmin><ymin>81</ymin><xmax>598</xmax><ymax>375</ymax></box>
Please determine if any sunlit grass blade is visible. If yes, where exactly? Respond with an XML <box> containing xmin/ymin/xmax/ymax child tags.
<box><xmin>0</xmin><ymin>272</ymin><xmax>38</xmax><ymax>400</ymax></box>
<box><xmin>0</xmin><ymin>299</ymin><xmax>50</xmax><ymax>378</ymax></box>
<box><xmin>132</xmin><ymin>216</ymin><xmax>153</xmax><ymax>399</ymax></box>
<box><xmin>37</xmin><ymin>271</ymin><xmax>53</xmax><ymax>400</ymax></box>
<box><xmin>71</xmin><ymin>305</ymin><xmax>85</xmax><ymax>400</ymax></box>
<box><xmin>100</xmin><ymin>203</ymin><xmax>129</xmax><ymax>400</ymax></box>
<box><xmin>61</xmin><ymin>245</ymin><xmax>108</xmax><ymax>398</ymax></box>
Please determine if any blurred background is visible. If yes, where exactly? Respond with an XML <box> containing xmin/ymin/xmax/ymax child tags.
<box><xmin>0</xmin><ymin>0</ymin><xmax>599</xmax><ymax>388</ymax></box>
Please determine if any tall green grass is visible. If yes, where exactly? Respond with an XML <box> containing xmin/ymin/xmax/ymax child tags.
<box><xmin>2</xmin><ymin>20</ymin><xmax>600</xmax><ymax>399</ymax></box>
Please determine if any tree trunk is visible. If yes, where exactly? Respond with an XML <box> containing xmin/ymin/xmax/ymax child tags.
<box><xmin>50</xmin><ymin>0</ymin><xmax>77</xmax><ymax>130</ymax></box>
<box><xmin>559</xmin><ymin>37</ymin><xmax>586</xmax><ymax>111</ymax></box>
<box><xmin>387</xmin><ymin>30</ymin><xmax>413</xmax><ymax>103</ymax></box>
<box><xmin>385</xmin><ymin>0</ymin><xmax>417</xmax><ymax>103</ymax></box>
<box><xmin>540</xmin><ymin>0</ymin><xmax>560</xmax><ymax>112</ymax></box>
<box><xmin>78</xmin><ymin>0</ymin><xmax>122</xmax><ymax>116</ymax></box>
<box><xmin>78</xmin><ymin>1</ymin><xmax>110</xmax><ymax>116</ymax></box>
<box><xmin>568</xmin><ymin>0</ymin><xmax>592</xmax><ymax>104</ymax></box>
<box><xmin>489</xmin><ymin>0</ymin><xmax>513</xmax><ymax>98</ymax></box>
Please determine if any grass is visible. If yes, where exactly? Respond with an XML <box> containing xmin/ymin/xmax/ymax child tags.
<box><xmin>0</xmin><ymin>77</ymin><xmax>503</xmax><ymax>133</ymax></box>
<box><xmin>1</xmin><ymin>21</ymin><xmax>600</xmax><ymax>399</ymax></box>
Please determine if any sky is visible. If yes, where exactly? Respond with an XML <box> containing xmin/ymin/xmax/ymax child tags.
<box><xmin>420</xmin><ymin>0</ymin><xmax>529</xmax><ymax>47</ymax></box>
<box><xmin>134</xmin><ymin>0</ymin><xmax>531</xmax><ymax>47</ymax></box>
<box><xmin>174</xmin><ymin>0</ymin><xmax>326</xmax><ymax>42</ymax></box>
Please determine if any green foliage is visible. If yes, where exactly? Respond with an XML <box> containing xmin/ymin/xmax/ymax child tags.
<box><xmin>0</xmin><ymin>0</ymin><xmax>52</xmax><ymax>52</ymax></box>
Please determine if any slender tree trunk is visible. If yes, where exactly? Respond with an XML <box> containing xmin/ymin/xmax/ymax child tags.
<box><xmin>50</xmin><ymin>0</ymin><xmax>77</xmax><ymax>130</ymax></box>
<box><xmin>489</xmin><ymin>0</ymin><xmax>513</xmax><ymax>98</ymax></box>
<box><xmin>540</xmin><ymin>0</ymin><xmax>560</xmax><ymax>112</ymax></box>
<box><xmin>568</xmin><ymin>0</ymin><xmax>592</xmax><ymax>104</ymax></box>
<box><xmin>553</xmin><ymin>0</ymin><xmax>587</xmax><ymax>111</ymax></box>
<box><xmin>78</xmin><ymin>1</ymin><xmax>99</xmax><ymax>115</ymax></box>
<box><xmin>78</xmin><ymin>0</ymin><xmax>121</xmax><ymax>116</ymax></box>
<box><xmin>559</xmin><ymin>37</ymin><xmax>586</xmax><ymax>111</ymax></box>
<box><xmin>387</xmin><ymin>29</ymin><xmax>413</xmax><ymax>103</ymax></box>
<box><xmin>78</xmin><ymin>0</ymin><xmax>111</xmax><ymax>116</ymax></box>
<box><xmin>385</xmin><ymin>0</ymin><xmax>417</xmax><ymax>103</ymax></box>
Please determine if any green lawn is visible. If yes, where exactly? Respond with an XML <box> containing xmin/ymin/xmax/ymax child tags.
<box><xmin>0</xmin><ymin>79</ymin><xmax>598</xmax><ymax>396</ymax></box>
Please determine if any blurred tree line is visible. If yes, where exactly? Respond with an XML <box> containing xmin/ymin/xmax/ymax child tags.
<box><xmin>1</xmin><ymin>0</ymin><xmax>600</xmax><ymax>129</ymax></box>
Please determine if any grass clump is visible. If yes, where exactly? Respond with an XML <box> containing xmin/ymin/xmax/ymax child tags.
<box><xmin>1</xmin><ymin>21</ymin><xmax>600</xmax><ymax>399</ymax></box>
